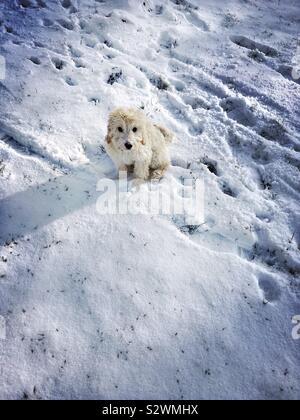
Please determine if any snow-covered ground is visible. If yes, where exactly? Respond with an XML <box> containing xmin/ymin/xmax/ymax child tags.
<box><xmin>0</xmin><ymin>0</ymin><xmax>300</xmax><ymax>400</ymax></box>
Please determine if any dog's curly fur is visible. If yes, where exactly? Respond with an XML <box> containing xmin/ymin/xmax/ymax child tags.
<box><xmin>105</xmin><ymin>107</ymin><xmax>173</xmax><ymax>180</ymax></box>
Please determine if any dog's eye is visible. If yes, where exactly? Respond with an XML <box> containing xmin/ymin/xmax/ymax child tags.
<box><xmin>132</xmin><ymin>127</ymin><xmax>138</xmax><ymax>133</ymax></box>
<box><xmin>118</xmin><ymin>127</ymin><xmax>123</xmax><ymax>133</ymax></box>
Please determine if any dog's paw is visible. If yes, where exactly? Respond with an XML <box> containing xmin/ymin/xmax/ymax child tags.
<box><xmin>151</xmin><ymin>168</ymin><xmax>166</xmax><ymax>180</ymax></box>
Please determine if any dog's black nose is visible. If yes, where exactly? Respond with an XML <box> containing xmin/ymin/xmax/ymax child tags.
<box><xmin>125</xmin><ymin>142</ymin><xmax>132</xmax><ymax>150</ymax></box>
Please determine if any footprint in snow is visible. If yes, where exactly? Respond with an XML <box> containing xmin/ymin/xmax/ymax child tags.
<box><xmin>29</xmin><ymin>56</ymin><xmax>41</xmax><ymax>65</ymax></box>
<box><xmin>73</xmin><ymin>58</ymin><xmax>86</xmax><ymax>69</ymax></box>
<box><xmin>88</xmin><ymin>96</ymin><xmax>101</xmax><ymax>105</ymax></box>
<box><xmin>64</xmin><ymin>76</ymin><xmax>78</xmax><ymax>86</ymax></box>
<box><xmin>19</xmin><ymin>0</ymin><xmax>34</xmax><ymax>8</ymax></box>
<box><xmin>57</xmin><ymin>19</ymin><xmax>75</xmax><ymax>31</ymax></box>
<box><xmin>107</xmin><ymin>70</ymin><xmax>123</xmax><ymax>85</ymax></box>
<box><xmin>200</xmin><ymin>158</ymin><xmax>219</xmax><ymax>176</ymax></box>
<box><xmin>219</xmin><ymin>180</ymin><xmax>238</xmax><ymax>198</ymax></box>
<box><xmin>220</xmin><ymin>97</ymin><xmax>256</xmax><ymax>128</ymax></box>
<box><xmin>258</xmin><ymin>274</ymin><xmax>281</xmax><ymax>303</ymax></box>
<box><xmin>230</xmin><ymin>35</ymin><xmax>278</xmax><ymax>58</ymax></box>
<box><xmin>277</xmin><ymin>64</ymin><xmax>300</xmax><ymax>86</ymax></box>
<box><xmin>43</xmin><ymin>18</ymin><xmax>54</xmax><ymax>27</ymax></box>
<box><xmin>68</xmin><ymin>45</ymin><xmax>83</xmax><ymax>59</ymax></box>
<box><xmin>60</xmin><ymin>0</ymin><xmax>74</xmax><ymax>9</ymax></box>
<box><xmin>51</xmin><ymin>57</ymin><xmax>66</xmax><ymax>71</ymax></box>
<box><xmin>36</xmin><ymin>0</ymin><xmax>46</xmax><ymax>7</ymax></box>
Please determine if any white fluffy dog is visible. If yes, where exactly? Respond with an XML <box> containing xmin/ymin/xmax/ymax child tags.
<box><xmin>105</xmin><ymin>107</ymin><xmax>173</xmax><ymax>180</ymax></box>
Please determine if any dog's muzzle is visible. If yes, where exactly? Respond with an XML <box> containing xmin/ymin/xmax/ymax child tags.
<box><xmin>125</xmin><ymin>142</ymin><xmax>133</xmax><ymax>150</ymax></box>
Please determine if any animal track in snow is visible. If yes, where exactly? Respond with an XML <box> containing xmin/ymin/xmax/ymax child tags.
<box><xmin>51</xmin><ymin>57</ymin><xmax>66</xmax><ymax>71</ymax></box>
<box><xmin>166</xmin><ymin>1</ymin><xmax>209</xmax><ymax>32</ymax></box>
<box><xmin>258</xmin><ymin>274</ymin><xmax>281</xmax><ymax>303</ymax></box>
<box><xmin>231</xmin><ymin>36</ymin><xmax>300</xmax><ymax>88</ymax></box>
<box><xmin>230</xmin><ymin>35</ymin><xmax>278</xmax><ymax>58</ymax></box>
<box><xmin>173</xmin><ymin>79</ymin><xmax>186</xmax><ymax>92</ymax></box>
<box><xmin>107</xmin><ymin>69</ymin><xmax>123</xmax><ymax>85</ymax></box>
<box><xmin>285</xmin><ymin>155</ymin><xmax>300</xmax><ymax>171</ymax></box>
<box><xmin>85</xmin><ymin>37</ymin><xmax>98</xmax><ymax>49</ymax></box>
<box><xmin>200</xmin><ymin>158</ymin><xmax>219</xmax><ymax>176</ymax></box>
<box><xmin>220</xmin><ymin>97</ymin><xmax>256</xmax><ymax>128</ymax></box>
<box><xmin>0</xmin><ymin>132</ymin><xmax>47</xmax><ymax>163</ymax></box>
<box><xmin>219</xmin><ymin>181</ymin><xmax>238</xmax><ymax>198</ymax></box>
<box><xmin>250</xmin><ymin>242</ymin><xmax>299</xmax><ymax>276</ymax></box>
<box><xmin>29</xmin><ymin>56</ymin><xmax>41</xmax><ymax>65</ymax></box>
<box><xmin>222</xmin><ymin>13</ymin><xmax>240</xmax><ymax>28</ymax></box>
<box><xmin>182</xmin><ymin>10</ymin><xmax>210</xmax><ymax>32</ymax></box>
<box><xmin>19</xmin><ymin>0</ymin><xmax>46</xmax><ymax>8</ymax></box>
<box><xmin>150</xmin><ymin>75</ymin><xmax>170</xmax><ymax>91</ymax></box>
<box><xmin>160</xmin><ymin>32</ymin><xmax>179</xmax><ymax>50</ymax></box>
<box><xmin>256</xmin><ymin>212</ymin><xmax>273</xmax><ymax>224</ymax></box>
<box><xmin>79</xmin><ymin>19</ymin><xmax>93</xmax><ymax>34</ymax></box>
<box><xmin>222</xmin><ymin>97</ymin><xmax>297</xmax><ymax>153</ymax></box>
<box><xmin>182</xmin><ymin>95</ymin><xmax>211</xmax><ymax>111</ymax></box>
<box><xmin>247</xmin><ymin>49</ymin><xmax>266</xmax><ymax>63</ymax></box>
<box><xmin>64</xmin><ymin>76</ymin><xmax>78</xmax><ymax>86</ymax></box>
<box><xmin>155</xmin><ymin>5</ymin><xmax>164</xmax><ymax>15</ymax></box>
<box><xmin>18</xmin><ymin>0</ymin><xmax>33</xmax><ymax>8</ymax></box>
<box><xmin>216</xmin><ymin>74</ymin><xmax>288</xmax><ymax>116</ymax></box>
<box><xmin>188</xmin><ymin>121</ymin><xmax>204</xmax><ymax>137</ymax></box>
<box><xmin>170</xmin><ymin>0</ymin><xmax>198</xmax><ymax>11</ymax></box>
<box><xmin>292</xmin><ymin>141</ymin><xmax>300</xmax><ymax>152</ymax></box>
<box><xmin>43</xmin><ymin>18</ymin><xmax>54</xmax><ymax>27</ymax></box>
<box><xmin>4</xmin><ymin>25</ymin><xmax>14</xmax><ymax>34</ymax></box>
<box><xmin>180</xmin><ymin>68</ymin><xmax>228</xmax><ymax>100</ymax></box>
<box><xmin>36</xmin><ymin>0</ymin><xmax>46</xmax><ymax>7</ymax></box>
<box><xmin>88</xmin><ymin>96</ymin><xmax>101</xmax><ymax>105</ymax></box>
<box><xmin>57</xmin><ymin>19</ymin><xmax>75</xmax><ymax>31</ymax></box>
<box><xmin>68</xmin><ymin>45</ymin><xmax>83</xmax><ymax>59</ymax></box>
<box><xmin>61</xmin><ymin>0</ymin><xmax>73</xmax><ymax>9</ymax></box>
<box><xmin>138</xmin><ymin>65</ymin><xmax>170</xmax><ymax>91</ymax></box>
<box><xmin>73</xmin><ymin>59</ymin><xmax>86</xmax><ymax>69</ymax></box>
<box><xmin>251</xmin><ymin>142</ymin><xmax>271</xmax><ymax>164</ymax></box>
<box><xmin>259</xmin><ymin>120</ymin><xmax>289</xmax><ymax>145</ymax></box>
<box><xmin>277</xmin><ymin>64</ymin><xmax>300</xmax><ymax>86</ymax></box>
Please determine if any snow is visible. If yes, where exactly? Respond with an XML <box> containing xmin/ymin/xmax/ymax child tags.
<box><xmin>0</xmin><ymin>0</ymin><xmax>300</xmax><ymax>400</ymax></box>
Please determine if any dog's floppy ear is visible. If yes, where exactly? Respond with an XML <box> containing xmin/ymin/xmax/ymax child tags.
<box><xmin>105</xmin><ymin>134</ymin><xmax>112</xmax><ymax>144</ymax></box>
<box><xmin>155</xmin><ymin>124</ymin><xmax>174</xmax><ymax>143</ymax></box>
<box><xmin>105</xmin><ymin>113</ymin><xmax>114</xmax><ymax>144</ymax></box>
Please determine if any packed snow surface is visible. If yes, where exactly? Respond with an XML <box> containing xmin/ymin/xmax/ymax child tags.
<box><xmin>0</xmin><ymin>0</ymin><xmax>300</xmax><ymax>400</ymax></box>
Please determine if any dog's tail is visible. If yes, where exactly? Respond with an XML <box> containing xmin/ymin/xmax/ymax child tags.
<box><xmin>155</xmin><ymin>124</ymin><xmax>174</xmax><ymax>144</ymax></box>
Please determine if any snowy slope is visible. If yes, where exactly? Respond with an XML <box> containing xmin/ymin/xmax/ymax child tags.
<box><xmin>0</xmin><ymin>0</ymin><xmax>300</xmax><ymax>400</ymax></box>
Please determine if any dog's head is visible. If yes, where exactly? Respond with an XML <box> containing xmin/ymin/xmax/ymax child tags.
<box><xmin>105</xmin><ymin>107</ymin><xmax>147</xmax><ymax>152</ymax></box>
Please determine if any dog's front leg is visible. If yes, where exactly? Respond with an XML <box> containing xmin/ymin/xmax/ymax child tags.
<box><xmin>134</xmin><ymin>161</ymin><xmax>150</xmax><ymax>181</ymax></box>
<box><xmin>118</xmin><ymin>164</ymin><xmax>128</xmax><ymax>173</ymax></box>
